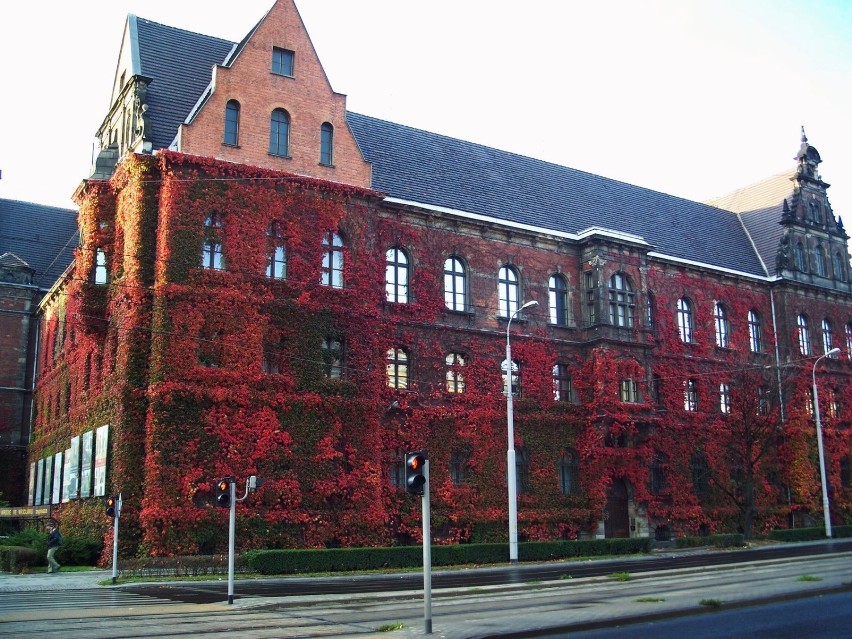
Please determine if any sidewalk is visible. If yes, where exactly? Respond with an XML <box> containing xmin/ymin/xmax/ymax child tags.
<box><xmin>0</xmin><ymin>569</ymin><xmax>113</xmax><ymax>592</ymax></box>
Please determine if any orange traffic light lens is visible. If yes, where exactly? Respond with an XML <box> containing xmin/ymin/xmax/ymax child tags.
<box><xmin>409</xmin><ymin>458</ymin><xmax>421</xmax><ymax>470</ymax></box>
<box><xmin>218</xmin><ymin>481</ymin><xmax>228</xmax><ymax>491</ymax></box>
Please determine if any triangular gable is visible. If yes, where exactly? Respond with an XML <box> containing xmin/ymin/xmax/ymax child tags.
<box><xmin>175</xmin><ymin>0</ymin><xmax>371</xmax><ymax>188</ymax></box>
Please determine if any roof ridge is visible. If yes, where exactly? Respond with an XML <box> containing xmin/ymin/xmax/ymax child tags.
<box><xmin>132</xmin><ymin>14</ymin><xmax>236</xmax><ymax>46</ymax></box>
<box><xmin>348</xmin><ymin>112</ymin><xmax>732</xmax><ymax>212</ymax></box>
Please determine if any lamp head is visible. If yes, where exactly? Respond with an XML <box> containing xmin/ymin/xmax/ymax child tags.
<box><xmin>520</xmin><ymin>300</ymin><xmax>539</xmax><ymax>311</ymax></box>
<box><xmin>827</xmin><ymin>347</ymin><xmax>842</xmax><ymax>356</ymax></box>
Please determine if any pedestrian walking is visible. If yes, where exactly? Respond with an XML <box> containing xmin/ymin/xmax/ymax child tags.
<box><xmin>46</xmin><ymin>520</ymin><xmax>63</xmax><ymax>574</ymax></box>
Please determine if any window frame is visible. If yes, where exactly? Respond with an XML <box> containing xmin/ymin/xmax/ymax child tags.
<box><xmin>443</xmin><ymin>256</ymin><xmax>467</xmax><ymax>312</ymax></box>
<box><xmin>202</xmin><ymin>214</ymin><xmax>224</xmax><ymax>270</ymax></box>
<box><xmin>714</xmin><ymin>301</ymin><xmax>729</xmax><ymax>348</ymax></box>
<box><xmin>677</xmin><ymin>297</ymin><xmax>694</xmax><ymax>343</ymax></box>
<box><xmin>321</xmin><ymin>336</ymin><xmax>343</xmax><ymax>379</ymax></box>
<box><xmin>548</xmin><ymin>273</ymin><xmax>570</xmax><ymax>326</ymax></box>
<box><xmin>321</xmin><ymin>231</ymin><xmax>344</xmax><ymax>288</ymax></box>
<box><xmin>445</xmin><ymin>352</ymin><xmax>466</xmax><ymax>394</ymax></box>
<box><xmin>552</xmin><ymin>363</ymin><xmax>574</xmax><ymax>402</ymax></box>
<box><xmin>619</xmin><ymin>378</ymin><xmax>640</xmax><ymax>404</ymax></box>
<box><xmin>271</xmin><ymin>47</ymin><xmax>295</xmax><ymax>77</ymax></box>
<box><xmin>501</xmin><ymin>358</ymin><xmax>520</xmax><ymax>397</ymax></box>
<box><xmin>498</xmin><ymin>265</ymin><xmax>520</xmax><ymax>319</ymax></box>
<box><xmin>385</xmin><ymin>247</ymin><xmax>409</xmax><ymax>304</ymax></box>
<box><xmin>683</xmin><ymin>378</ymin><xmax>699</xmax><ymax>412</ymax></box>
<box><xmin>266</xmin><ymin>221</ymin><xmax>287</xmax><ymax>279</ymax></box>
<box><xmin>386</xmin><ymin>347</ymin><xmax>409</xmax><ymax>390</ymax></box>
<box><xmin>608</xmin><ymin>272</ymin><xmax>635</xmax><ymax>328</ymax></box>
<box><xmin>269</xmin><ymin>108</ymin><xmax>291</xmax><ymax>157</ymax></box>
<box><xmin>94</xmin><ymin>248</ymin><xmax>108</xmax><ymax>285</ymax></box>
<box><xmin>798</xmin><ymin>314</ymin><xmax>811</xmax><ymax>355</ymax></box>
<box><xmin>719</xmin><ymin>382</ymin><xmax>731</xmax><ymax>415</ymax></box>
<box><xmin>320</xmin><ymin>122</ymin><xmax>334</xmax><ymax>166</ymax></box>
<box><xmin>795</xmin><ymin>242</ymin><xmax>807</xmax><ymax>271</ymax></box>
<box><xmin>224</xmin><ymin>100</ymin><xmax>240</xmax><ymax>146</ymax></box>
<box><xmin>559</xmin><ymin>449</ymin><xmax>580</xmax><ymax>495</ymax></box>
<box><xmin>822</xmin><ymin>318</ymin><xmax>834</xmax><ymax>355</ymax></box>
<box><xmin>748</xmin><ymin>310</ymin><xmax>762</xmax><ymax>353</ymax></box>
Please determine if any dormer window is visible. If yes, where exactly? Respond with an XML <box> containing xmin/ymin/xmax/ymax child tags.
<box><xmin>272</xmin><ymin>47</ymin><xmax>294</xmax><ymax>76</ymax></box>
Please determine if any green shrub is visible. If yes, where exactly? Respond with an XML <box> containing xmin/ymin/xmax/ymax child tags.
<box><xmin>768</xmin><ymin>526</ymin><xmax>852</xmax><ymax>542</ymax></box>
<box><xmin>56</xmin><ymin>537</ymin><xmax>103</xmax><ymax>566</ymax></box>
<box><xmin>245</xmin><ymin>538</ymin><xmax>652</xmax><ymax>575</ymax></box>
<box><xmin>0</xmin><ymin>545</ymin><xmax>41</xmax><ymax>572</ymax></box>
<box><xmin>674</xmin><ymin>534</ymin><xmax>745</xmax><ymax>549</ymax></box>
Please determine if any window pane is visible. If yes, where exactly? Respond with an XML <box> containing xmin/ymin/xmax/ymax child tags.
<box><xmin>320</xmin><ymin>122</ymin><xmax>333</xmax><ymax>165</ymax></box>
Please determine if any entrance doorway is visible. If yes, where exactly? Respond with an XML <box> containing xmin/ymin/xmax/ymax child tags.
<box><xmin>605</xmin><ymin>478</ymin><xmax>630</xmax><ymax>538</ymax></box>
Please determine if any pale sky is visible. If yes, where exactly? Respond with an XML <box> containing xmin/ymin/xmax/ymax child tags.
<box><xmin>1</xmin><ymin>0</ymin><xmax>850</xmax><ymax>227</ymax></box>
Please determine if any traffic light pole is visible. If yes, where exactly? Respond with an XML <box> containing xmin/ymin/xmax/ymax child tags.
<box><xmin>422</xmin><ymin>460</ymin><xmax>432</xmax><ymax>634</ymax></box>
<box><xmin>228</xmin><ymin>481</ymin><xmax>236</xmax><ymax>604</ymax></box>
<box><xmin>111</xmin><ymin>493</ymin><xmax>121</xmax><ymax>585</ymax></box>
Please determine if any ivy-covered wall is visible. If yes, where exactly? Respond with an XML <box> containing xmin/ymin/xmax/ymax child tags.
<box><xmin>31</xmin><ymin>151</ymin><xmax>852</xmax><ymax>556</ymax></box>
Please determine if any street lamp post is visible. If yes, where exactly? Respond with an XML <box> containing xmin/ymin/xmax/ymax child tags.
<box><xmin>812</xmin><ymin>347</ymin><xmax>840</xmax><ymax>539</ymax></box>
<box><xmin>506</xmin><ymin>299</ymin><xmax>538</xmax><ymax>563</ymax></box>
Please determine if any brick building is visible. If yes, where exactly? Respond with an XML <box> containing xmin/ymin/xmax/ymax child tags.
<box><xmin>29</xmin><ymin>0</ymin><xmax>851</xmax><ymax>553</ymax></box>
<box><xmin>0</xmin><ymin>199</ymin><xmax>76</xmax><ymax>506</ymax></box>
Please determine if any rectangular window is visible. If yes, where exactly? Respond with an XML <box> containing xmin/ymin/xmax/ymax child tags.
<box><xmin>619</xmin><ymin>379</ymin><xmax>639</xmax><ymax>403</ymax></box>
<box><xmin>94</xmin><ymin>249</ymin><xmax>108</xmax><ymax>284</ymax></box>
<box><xmin>272</xmin><ymin>47</ymin><xmax>294</xmax><ymax>76</ymax></box>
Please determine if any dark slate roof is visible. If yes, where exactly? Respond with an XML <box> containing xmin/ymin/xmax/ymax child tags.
<box><xmin>133</xmin><ymin>17</ymin><xmax>235</xmax><ymax>150</ymax></box>
<box><xmin>0</xmin><ymin>199</ymin><xmax>78</xmax><ymax>288</ymax></box>
<box><xmin>708</xmin><ymin>172</ymin><xmax>795</xmax><ymax>278</ymax></box>
<box><xmin>347</xmin><ymin>113</ymin><xmax>768</xmax><ymax>277</ymax></box>
<box><xmin>131</xmin><ymin>19</ymin><xmax>772</xmax><ymax>278</ymax></box>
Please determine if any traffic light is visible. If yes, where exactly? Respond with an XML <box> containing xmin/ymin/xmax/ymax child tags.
<box><xmin>404</xmin><ymin>451</ymin><xmax>427</xmax><ymax>495</ymax></box>
<box><xmin>105</xmin><ymin>495</ymin><xmax>118</xmax><ymax>518</ymax></box>
<box><xmin>215</xmin><ymin>477</ymin><xmax>233</xmax><ymax>508</ymax></box>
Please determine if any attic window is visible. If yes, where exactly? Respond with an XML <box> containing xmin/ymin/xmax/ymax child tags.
<box><xmin>272</xmin><ymin>47</ymin><xmax>294</xmax><ymax>76</ymax></box>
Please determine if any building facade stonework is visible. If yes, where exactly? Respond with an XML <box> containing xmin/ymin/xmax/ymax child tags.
<box><xmin>27</xmin><ymin>0</ymin><xmax>851</xmax><ymax>554</ymax></box>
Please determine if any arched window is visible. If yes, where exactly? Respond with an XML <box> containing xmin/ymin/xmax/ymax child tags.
<box><xmin>445</xmin><ymin>352</ymin><xmax>466</xmax><ymax>394</ymax></box>
<box><xmin>498</xmin><ymin>265</ymin><xmax>519</xmax><ymax>318</ymax></box>
<box><xmin>650</xmin><ymin>451</ymin><xmax>668</xmax><ymax>495</ymax></box>
<box><xmin>548</xmin><ymin>274</ymin><xmax>569</xmax><ymax>326</ymax></box>
<box><xmin>385</xmin><ymin>247</ymin><xmax>409</xmax><ymax>303</ymax></box>
<box><xmin>608</xmin><ymin>272</ymin><xmax>634</xmax><ymax>328</ymax></box>
<box><xmin>815</xmin><ymin>244</ymin><xmax>826</xmax><ymax>277</ymax></box>
<box><xmin>386</xmin><ymin>347</ymin><xmax>409</xmax><ymax>389</ymax></box>
<box><xmin>444</xmin><ymin>257</ymin><xmax>467</xmax><ymax>312</ymax></box>
<box><xmin>320</xmin><ymin>122</ymin><xmax>334</xmax><ymax>165</ymax></box>
<box><xmin>269</xmin><ymin>108</ymin><xmax>290</xmax><ymax>156</ymax></box>
<box><xmin>645</xmin><ymin>292</ymin><xmax>656</xmax><ymax>331</ymax></box>
<box><xmin>224</xmin><ymin>100</ymin><xmax>240</xmax><ymax>145</ymax></box>
<box><xmin>797</xmin><ymin>314</ymin><xmax>811</xmax><ymax>355</ymax></box>
<box><xmin>320</xmin><ymin>231</ymin><xmax>344</xmax><ymax>288</ymax></box>
<box><xmin>795</xmin><ymin>242</ymin><xmax>807</xmax><ymax>271</ymax></box>
<box><xmin>748</xmin><ymin>310</ymin><xmax>762</xmax><ymax>353</ymax></box>
<box><xmin>202</xmin><ymin>214</ymin><xmax>224</xmax><ymax>270</ymax></box>
<box><xmin>552</xmin><ymin>364</ymin><xmax>573</xmax><ymax>402</ymax></box>
<box><xmin>559</xmin><ymin>449</ymin><xmax>580</xmax><ymax>495</ymax></box>
<box><xmin>822</xmin><ymin>319</ymin><xmax>834</xmax><ymax>355</ymax></box>
<box><xmin>719</xmin><ymin>383</ymin><xmax>731</xmax><ymax>414</ymax></box>
<box><xmin>834</xmin><ymin>252</ymin><xmax>846</xmax><ymax>281</ymax></box>
<box><xmin>684</xmin><ymin>379</ymin><xmax>698</xmax><ymax>412</ymax></box>
<box><xmin>714</xmin><ymin>301</ymin><xmax>729</xmax><ymax>348</ymax></box>
<box><xmin>266</xmin><ymin>221</ymin><xmax>286</xmax><ymax>279</ymax></box>
<box><xmin>94</xmin><ymin>249</ymin><xmax>108</xmax><ymax>284</ymax></box>
<box><xmin>677</xmin><ymin>298</ymin><xmax>693</xmax><ymax>343</ymax></box>
<box><xmin>501</xmin><ymin>358</ymin><xmax>519</xmax><ymax>396</ymax></box>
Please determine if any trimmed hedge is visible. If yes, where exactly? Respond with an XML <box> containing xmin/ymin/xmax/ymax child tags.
<box><xmin>1</xmin><ymin>529</ymin><xmax>103</xmax><ymax>567</ymax></box>
<box><xmin>0</xmin><ymin>546</ymin><xmax>40</xmax><ymax>572</ymax></box>
<box><xmin>245</xmin><ymin>537</ymin><xmax>652</xmax><ymax>575</ymax></box>
<box><xmin>674</xmin><ymin>534</ymin><xmax>746</xmax><ymax>549</ymax></box>
<box><xmin>768</xmin><ymin>525</ymin><xmax>852</xmax><ymax>542</ymax></box>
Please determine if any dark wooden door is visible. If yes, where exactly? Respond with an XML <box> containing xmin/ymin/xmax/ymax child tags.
<box><xmin>604</xmin><ymin>478</ymin><xmax>630</xmax><ymax>538</ymax></box>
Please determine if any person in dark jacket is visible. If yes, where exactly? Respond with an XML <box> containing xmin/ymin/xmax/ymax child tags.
<box><xmin>46</xmin><ymin>520</ymin><xmax>62</xmax><ymax>574</ymax></box>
